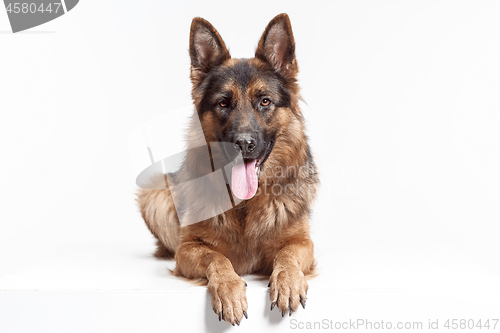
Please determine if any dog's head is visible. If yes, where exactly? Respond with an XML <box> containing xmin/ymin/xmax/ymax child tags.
<box><xmin>189</xmin><ymin>14</ymin><xmax>304</xmax><ymax>200</ymax></box>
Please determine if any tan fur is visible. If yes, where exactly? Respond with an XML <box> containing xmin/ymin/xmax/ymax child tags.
<box><xmin>137</xmin><ymin>13</ymin><xmax>318</xmax><ymax>325</ymax></box>
<box><xmin>137</xmin><ymin>179</ymin><xmax>180</xmax><ymax>259</ymax></box>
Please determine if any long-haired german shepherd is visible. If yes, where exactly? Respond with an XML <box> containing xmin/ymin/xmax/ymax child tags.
<box><xmin>137</xmin><ymin>13</ymin><xmax>319</xmax><ymax>325</ymax></box>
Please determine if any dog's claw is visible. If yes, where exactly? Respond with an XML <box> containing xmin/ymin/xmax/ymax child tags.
<box><xmin>218</xmin><ymin>312</ymin><xmax>222</xmax><ymax>321</ymax></box>
<box><xmin>300</xmin><ymin>295</ymin><xmax>307</xmax><ymax>309</ymax></box>
<box><xmin>235</xmin><ymin>319</ymin><xmax>240</xmax><ymax>326</ymax></box>
<box><xmin>268</xmin><ymin>282</ymin><xmax>270</xmax><ymax>287</ymax></box>
<box><xmin>244</xmin><ymin>281</ymin><xmax>247</xmax><ymax>287</ymax></box>
<box><xmin>243</xmin><ymin>311</ymin><xmax>248</xmax><ymax>319</ymax></box>
<box><xmin>281</xmin><ymin>311</ymin><xmax>286</xmax><ymax>317</ymax></box>
<box><xmin>289</xmin><ymin>306</ymin><xmax>294</xmax><ymax>316</ymax></box>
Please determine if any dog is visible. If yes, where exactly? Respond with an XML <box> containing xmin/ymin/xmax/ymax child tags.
<box><xmin>137</xmin><ymin>13</ymin><xmax>319</xmax><ymax>325</ymax></box>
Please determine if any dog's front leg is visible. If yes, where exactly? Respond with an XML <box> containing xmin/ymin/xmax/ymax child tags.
<box><xmin>174</xmin><ymin>241</ymin><xmax>248</xmax><ymax>326</ymax></box>
<box><xmin>269</xmin><ymin>237</ymin><xmax>314</xmax><ymax>317</ymax></box>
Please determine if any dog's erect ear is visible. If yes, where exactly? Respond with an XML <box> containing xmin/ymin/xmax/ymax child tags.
<box><xmin>255</xmin><ymin>13</ymin><xmax>297</xmax><ymax>78</ymax></box>
<box><xmin>189</xmin><ymin>17</ymin><xmax>230</xmax><ymax>75</ymax></box>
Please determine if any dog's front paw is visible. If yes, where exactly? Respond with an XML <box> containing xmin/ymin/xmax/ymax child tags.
<box><xmin>269</xmin><ymin>267</ymin><xmax>308</xmax><ymax>317</ymax></box>
<box><xmin>208</xmin><ymin>273</ymin><xmax>248</xmax><ymax>326</ymax></box>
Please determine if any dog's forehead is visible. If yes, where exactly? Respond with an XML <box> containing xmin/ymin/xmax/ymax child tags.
<box><xmin>223</xmin><ymin>60</ymin><xmax>255</xmax><ymax>88</ymax></box>
<box><xmin>212</xmin><ymin>59</ymin><xmax>279</xmax><ymax>93</ymax></box>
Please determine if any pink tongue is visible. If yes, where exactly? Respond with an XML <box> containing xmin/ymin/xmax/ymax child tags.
<box><xmin>231</xmin><ymin>159</ymin><xmax>258</xmax><ymax>200</ymax></box>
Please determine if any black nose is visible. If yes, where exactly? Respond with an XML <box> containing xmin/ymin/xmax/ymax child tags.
<box><xmin>234</xmin><ymin>137</ymin><xmax>256</xmax><ymax>153</ymax></box>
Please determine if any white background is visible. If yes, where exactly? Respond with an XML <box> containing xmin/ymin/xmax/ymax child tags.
<box><xmin>1</xmin><ymin>0</ymin><xmax>499</xmax><ymax>331</ymax></box>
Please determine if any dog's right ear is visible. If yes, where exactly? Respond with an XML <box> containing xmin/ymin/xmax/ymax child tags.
<box><xmin>189</xmin><ymin>18</ymin><xmax>230</xmax><ymax>81</ymax></box>
<box><xmin>255</xmin><ymin>13</ymin><xmax>297</xmax><ymax>79</ymax></box>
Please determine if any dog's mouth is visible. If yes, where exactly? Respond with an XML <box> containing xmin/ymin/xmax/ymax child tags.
<box><xmin>231</xmin><ymin>138</ymin><xmax>275</xmax><ymax>200</ymax></box>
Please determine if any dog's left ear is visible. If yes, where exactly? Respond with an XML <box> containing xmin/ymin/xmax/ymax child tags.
<box><xmin>190</xmin><ymin>17</ymin><xmax>230</xmax><ymax>76</ymax></box>
<box><xmin>255</xmin><ymin>13</ymin><xmax>297</xmax><ymax>78</ymax></box>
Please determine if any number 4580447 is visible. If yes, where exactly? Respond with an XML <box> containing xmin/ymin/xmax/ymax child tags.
<box><xmin>6</xmin><ymin>3</ymin><xmax>62</xmax><ymax>14</ymax></box>
<box><xmin>444</xmin><ymin>319</ymin><xmax>499</xmax><ymax>330</ymax></box>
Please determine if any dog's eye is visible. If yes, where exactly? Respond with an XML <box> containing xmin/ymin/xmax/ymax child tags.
<box><xmin>261</xmin><ymin>99</ymin><xmax>271</xmax><ymax>106</ymax></box>
<box><xmin>219</xmin><ymin>101</ymin><xmax>228</xmax><ymax>108</ymax></box>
